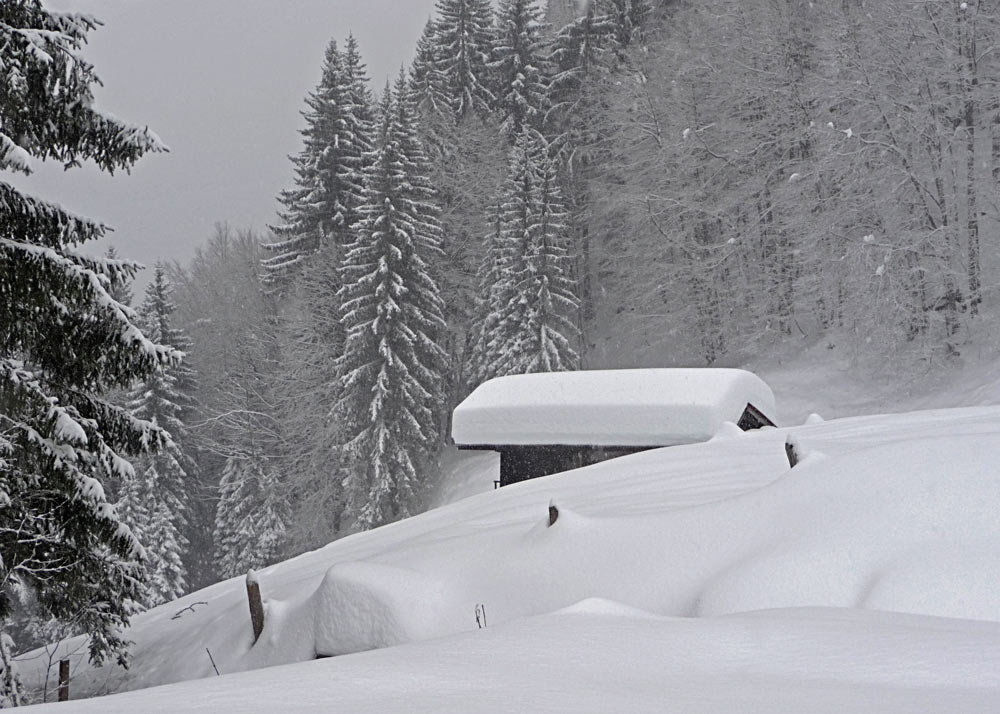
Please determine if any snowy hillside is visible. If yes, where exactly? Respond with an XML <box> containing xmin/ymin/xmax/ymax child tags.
<box><xmin>19</xmin><ymin>404</ymin><xmax>1000</xmax><ymax>710</ymax></box>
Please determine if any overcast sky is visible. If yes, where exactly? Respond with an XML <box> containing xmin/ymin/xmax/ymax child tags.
<box><xmin>20</xmin><ymin>0</ymin><xmax>439</xmax><ymax>275</ymax></box>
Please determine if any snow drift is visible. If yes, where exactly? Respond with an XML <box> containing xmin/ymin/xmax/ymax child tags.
<box><xmin>18</xmin><ymin>406</ymin><xmax>1000</xmax><ymax>707</ymax></box>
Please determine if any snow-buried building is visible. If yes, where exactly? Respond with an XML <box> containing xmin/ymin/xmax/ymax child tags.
<box><xmin>453</xmin><ymin>369</ymin><xmax>777</xmax><ymax>487</ymax></box>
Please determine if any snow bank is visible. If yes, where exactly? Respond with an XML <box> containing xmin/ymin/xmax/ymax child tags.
<box><xmin>452</xmin><ymin>368</ymin><xmax>777</xmax><ymax>446</ymax></box>
<box><xmin>21</xmin><ymin>405</ymin><xmax>1000</xmax><ymax>704</ymax></box>
<box><xmin>22</xmin><ymin>607</ymin><xmax>1000</xmax><ymax>713</ymax></box>
<box><xmin>311</xmin><ymin>562</ymin><xmax>458</xmax><ymax>656</ymax></box>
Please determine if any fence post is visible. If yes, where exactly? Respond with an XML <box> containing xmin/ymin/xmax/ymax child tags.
<box><xmin>246</xmin><ymin>570</ymin><xmax>265</xmax><ymax>644</ymax></box>
<box><xmin>58</xmin><ymin>659</ymin><xmax>69</xmax><ymax>702</ymax></box>
<box><xmin>785</xmin><ymin>438</ymin><xmax>799</xmax><ymax>468</ymax></box>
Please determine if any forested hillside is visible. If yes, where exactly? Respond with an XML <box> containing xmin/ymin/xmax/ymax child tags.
<box><xmin>153</xmin><ymin>0</ymin><xmax>1000</xmax><ymax>589</ymax></box>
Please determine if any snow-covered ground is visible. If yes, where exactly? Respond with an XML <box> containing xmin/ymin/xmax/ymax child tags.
<box><xmin>18</xmin><ymin>387</ymin><xmax>1000</xmax><ymax>711</ymax></box>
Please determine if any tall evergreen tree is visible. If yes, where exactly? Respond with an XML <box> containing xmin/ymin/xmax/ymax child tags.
<box><xmin>117</xmin><ymin>468</ymin><xmax>186</xmax><ymax>608</ymax></box>
<box><xmin>491</xmin><ymin>0</ymin><xmax>552</xmax><ymax>137</ymax></box>
<box><xmin>467</xmin><ymin>198</ymin><xmax>507</xmax><ymax>385</ymax></box>
<box><xmin>118</xmin><ymin>267</ymin><xmax>198</xmax><ymax>607</ymax></box>
<box><xmin>433</xmin><ymin>0</ymin><xmax>496</xmax><ymax>118</ymax></box>
<box><xmin>0</xmin><ymin>1</ymin><xmax>171</xmax><ymax>665</ymax></box>
<box><xmin>596</xmin><ymin>0</ymin><xmax>650</xmax><ymax>54</ymax></box>
<box><xmin>518</xmin><ymin>130</ymin><xmax>580</xmax><ymax>371</ymax></box>
<box><xmin>336</xmin><ymin>74</ymin><xmax>449</xmax><ymax>530</ymax></box>
<box><xmin>480</xmin><ymin>128</ymin><xmax>580</xmax><ymax>377</ymax></box>
<box><xmin>264</xmin><ymin>36</ymin><xmax>374</xmax><ymax>548</ymax></box>
<box><xmin>262</xmin><ymin>35</ymin><xmax>374</xmax><ymax>287</ymax></box>
<box><xmin>412</xmin><ymin>18</ymin><xmax>450</xmax><ymax>121</ymax></box>
<box><xmin>214</xmin><ymin>453</ymin><xmax>288</xmax><ymax>579</ymax></box>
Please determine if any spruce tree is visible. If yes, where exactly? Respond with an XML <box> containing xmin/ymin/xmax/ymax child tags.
<box><xmin>268</xmin><ymin>37</ymin><xmax>374</xmax><ymax>548</ymax></box>
<box><xmin>412</xmin><ymin>18</ymin><xmax>450</xmax><ymax>120</ymax></box>
<box><xmin>518</xmin><ymin>130</ymin><xmax>580</xmax><ymax>371</ymax></box>
<box><xmin>0</xmin><ymin>1</ymin><xmax>171</xmax><ymax>665</ymax></box>
<box><xmin>433</xmin><ymin>0</ymin><xmax>496</xmax><ymax>118</ymax></box>
<box><xmin>262</xmin><ymin>35</ymin><xmax>374</xmax><ymax>287</ymax></box>
<box><xmin>336</xmin><ymin>74</ymin><xmax>449</xmax><ymax>531</ymax></box>
<box><xmin>491</xmin><ymin>0</ymin><xmax>552</xmax><ymax>137</ymax></box>
<box><xmin>0</xmin><ymin>633</ymin><xmax>22</xmax><ymax>708</ymax></box>
<box><xmin>118</xmin><ymin>267</ymin><xmax>198</xmax><ymax>607</ymax></box>
<box><xmin>214</xmin><ymin>454</ymin><xmax>288</xmax><ymax>579</ymax></box>
<box><xmin>482</xmin><ymin>128</ymin><xmax>540</xmax><ymax>376</ymax></box>
<box><xmin>479</xmin><ymin>128</ymin><xmax>579</xmax><ymax>377</ymax></box>
<box><xmin>117</xmin><ymin>467</ymin><xmax>187</xmax><ymax>608</ymax></box>
<box><xmin>467</xmin><ymin>198</ymin><xmax>507</xmax><ymax>384</ymax></box>
<box><xmin>596</xmin><ymin>0</ymin><xmax>650</xmax><ymax>54</ymax></box>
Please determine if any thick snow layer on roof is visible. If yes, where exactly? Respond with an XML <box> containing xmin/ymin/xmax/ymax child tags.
<box><xmin>452</xmin><ymin>368</ymin><xmax>776</xmax><ymax>446</ymax></box>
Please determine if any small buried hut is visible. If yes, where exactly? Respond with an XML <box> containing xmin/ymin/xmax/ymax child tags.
<box><xmin>452</xmin><ymin>368</ymin><xmax>777</xmax><ymax>487</ymax></box>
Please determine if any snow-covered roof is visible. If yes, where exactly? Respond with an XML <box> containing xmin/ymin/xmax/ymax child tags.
<box><xmin>452</xmin><ymin>368</ymin><xmax>776</xmax><ymax>447</ymax></box>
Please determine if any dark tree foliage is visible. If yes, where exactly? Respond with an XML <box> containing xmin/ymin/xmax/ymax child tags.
<box><xmin>0</xmin><ymin>0</ymin><xmax>171</xmax><ymax>665</ymax></box>
<box><xmin>491</xmin><ymin>0</ymin><xmax>552</xmax><ymax>137</ymax></box>
<box><xmin>433</xmin><ymin>0</ymin><xmax>496</xmax><ymax>118</ymax></box>
<box><xmin>262</xmin><ymin>35</ymin><xmax>374</xmax><ymax>288</ymax></box>
<box><xmin>336</xmin><ymin>75</ymin><xmax>449</xmax><ymax>530</ymax></box>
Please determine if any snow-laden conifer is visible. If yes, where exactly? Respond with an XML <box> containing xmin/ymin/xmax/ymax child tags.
<box><xmin>117</xmin><ymin>466</ymin><xmax>187</xmax><ymax>608</ymax></box>
<box><xmin>118</xmin><ymin>266</ymin><xmax>199</xmax><ymax>607</ymax></box>
<box><xmin>596</xmin><ymin>0</ymin><xmax>650</xmax><ymax>53</ymax></box>
<box><xmin>518</xmin><ymin>132</ymin><xmax>580</xmax><ymax>371</ymax></box>
<box><xmin>467</xmin><ymin>198</ymin><xmax>506</xmax><ymax>385</ymax></box>
<box><xmin>336</xmin><ymin>74</ymin><xmax>449</xmax><ymax>531</ymax></box>
<box><xmin>433</xmin><ymin>0</ymin><xmax>496</xmax><ymax>118</ymax></box>
<box><xmin>214</xmin><ymin>454</ymin><xmax>288</xmax><ymax>579</ymax></box>
<box><xmin>490</xmin><ymin>0</ymin><xmax>552</xmax><ymax>137</ymax></box>
<box><xmin>412</xmin><ymin>18</ymin><xmax>449</xmax><ymax>120</ymax></box>
<box><xmin>262</xmin><ymin>35</ymin><xmax>374</xmax><ymax>287</ymax></box>
<box><xmin>0</xmin><ymin>633</ymin><xmax>22</xmax><ymax>707</ymax></box>
<box><xmin>478</xmin><ymin>128</ymin><xmax>579</xmax><ymax>378</ymax></box>
<box><xmin>0</xmin><ymin>0</ymin><xmax>171</xmax><ymax>665</ymax></box>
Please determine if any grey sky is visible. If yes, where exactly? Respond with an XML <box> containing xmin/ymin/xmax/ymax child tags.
<box><xmin>21</xmin><ymin>0</ymin><xmax>438</xmax><ymax>274</ymax></box>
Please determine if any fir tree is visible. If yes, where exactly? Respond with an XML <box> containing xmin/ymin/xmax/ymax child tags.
<box><xmin>117</xmin><ymin>466</ymin><xmax>187</xmax><ymax>608</ymax></box>
<box><xmin>214</xmin><ymin>453</ymin><xmax>288</xmax><ymax>579</ymax></box>
<box><xmin>467</xmin><ymin>198</ymin><xmax>507</xmax><ymax>385</ymax></box>
<box><xmin>0</xmin><ymin>1</ymin><xmax>171</xmax><ymax>665</ymax></box>
<box><xmin>266</xmin><ymin>37</ymin><xmax>375</xmax><ymax>547</ymax></box>
<box><xmin>118</xmin><ymin>266</ymin><xmax>198</xmax><ymax>607</ymax></box>
<box><xmin>411</xmin><ymin>18</ymin><xmax>449</xmax><ymax>120</ymax></box>
<box><xmin>491</xmin><ymin>0</ymin><xmax>552</xmax><ymax>137</ymax></box>
<box><xmin>0</xmin><ymin>633</ymin><xmax>22</xmax><ymax>708</ymax></box>
<box><xmin>433</xmin><ymin>0</ymin><xmax>496</xmax><ymax>118</ymax></box>
<box><xmin>336</xmin><ymin>74</ymin><xmax>449</xmax><ymax>531</ymax></box>
<box><xmin>478</xmin><ymin>128</ymin><xmax>579</xmax><ymax>377</ymax></box>
<box><xmin>104</xmin><ymin>247</ymin><xmax>134</xmax><ymax>309</ymax></box>
<box><xmin>596</xmin><ymin>0</ymin><xmax>650</xmax><ymax>54</ymax></box>
<box><xmin>262</xmin><ymin>35</ymin><xmax>374</xmax><ymax>287</ymax></box>
<box><xmin>518</xmin><ymin>131</ymin><xmax>580</xmax><ymax>371</ymax></box>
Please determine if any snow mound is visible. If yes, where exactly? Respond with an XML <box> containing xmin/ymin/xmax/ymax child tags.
<box><xmin>710</xmin><ymin>420</ymin><xmax>745</xmax><ymax>440</ymax></box>
<box><xmin>452</xmin><ymin>368</ymin><xmax>776</xmax><ymax>447</ymax></box>
<box><xmin>21</xmin><ymin>405</ymin><xmax>1000</xmax><ymax>703</ymax></box>
<box><xmin>311</xmin><ymin>562</ymin><xmax>458</xmax><ymax>656</ymax></box>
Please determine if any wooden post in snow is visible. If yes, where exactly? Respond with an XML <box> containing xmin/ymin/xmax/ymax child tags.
<box><xmin>785</xmin><ymin>438</ymin><xmax>799</xmax><ymax>468</ymax></box>
<box><xmin>57</xmin><ymin>659</ymin><xmax>69</xmax><ymax>702</ymax></box>
<box><xmin>246</xmin><ymin>570</ymin><xmax>264</xmax><ymax>644</ymax></box>
<box><xmin>548</xmin><ymin>501</ymin><xmax>559</xmax><ymax>527</ymax></box>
